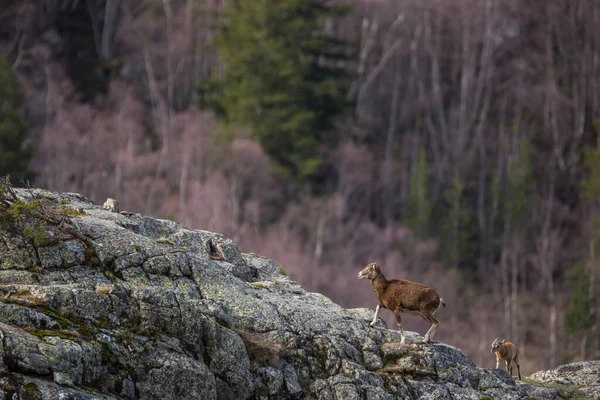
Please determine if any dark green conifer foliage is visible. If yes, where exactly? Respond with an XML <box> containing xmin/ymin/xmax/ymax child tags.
<box><xmin>581</xmin><ymin>127</ymin><xmax>600</xmax><ymax>250</ymax></box>
<box><xmin>404</xmin><ymin>149</ymin><xmax>432</xmax><ymax>238</ymax></box>
<box><xmin>439</xmin><ymin>171</ymin><xmax>477</xmax><ymax>266</ymax></box>
<box><xmin>200</xmin><ymin>0</ymin><xmax>353</xmax><ymax>182</ymax></box>
<box><xmin>582</xmin><ymin>127</ymin><xmax>600</xmax><ymax>202</ymax></box>
<box><xmin>564</xmin><ymin>263</ymin><xmax>595</xmax><ymax>335</ymax></box>
<box><xmin>571</xmin><ymin>126</ymin><xmax>600</xmax><ymax>357</ymax></box>
<box><xmin>0</xmin><ymin>55</ymin><xmax>34</xmax><ymax>182</ymax></box>
<box><xmin>504</xmin><ymin>140</ymin><xmax>535</xmax><ymax>235</ymax></box>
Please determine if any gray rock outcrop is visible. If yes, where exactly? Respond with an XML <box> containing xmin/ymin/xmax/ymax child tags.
<box><xmin>528</xmin><ymin>360</ymin><xmax>600</xmax><ymax>399</ymax></box>
<box><xmin>0</xmin><ymin>188</ymin><xmax>584</xmax><ymax>399</ymax></box>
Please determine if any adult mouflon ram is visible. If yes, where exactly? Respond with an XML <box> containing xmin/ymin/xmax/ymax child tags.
<box><xmin>358</xmin><ymin>262</ymin><xmax>445</xmax><ymax>344</ymax></box>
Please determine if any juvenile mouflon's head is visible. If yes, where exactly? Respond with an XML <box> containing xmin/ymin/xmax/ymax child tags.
<box><xmin>358</xmin><ymin>263</ymin><xmax>381</xmax><ymax>280</ymax></box>
<box><xmin>491</xmin><ymin>337</ymin><xmax>505</xmax><ymax>353</ymax></box>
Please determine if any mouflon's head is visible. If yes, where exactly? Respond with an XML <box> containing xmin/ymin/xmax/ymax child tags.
<box><xmin>491</xmin><ymin>337</ymin><xmax>505</xmax><ymax>352</ymax></box>
<box><xmin>358</xmin><ymin>263</ymin><xmax>381</xmax><ymax>280</ymax></box>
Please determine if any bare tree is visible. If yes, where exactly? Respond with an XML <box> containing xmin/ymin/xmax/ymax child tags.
<box><xmin>86</xmin><ymin>0</ymin><xmax>122</xmax><ymax>61</ymax></box>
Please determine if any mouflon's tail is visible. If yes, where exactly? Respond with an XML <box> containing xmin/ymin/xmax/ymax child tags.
<box><xmin>440</xmin><ymin>298</ymin><xmax>446</xmax><ymax>308</ymax></box>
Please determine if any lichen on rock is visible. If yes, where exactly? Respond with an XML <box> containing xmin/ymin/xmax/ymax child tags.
<box><xmin>527</xmin><ymin>360</ymin><xmax>600</xmax><ymax>399</ymax></box>
<box><xmin>0</xmin><ymin>186</ymin><xmax>590</xmax><ymax>399</ymax></box>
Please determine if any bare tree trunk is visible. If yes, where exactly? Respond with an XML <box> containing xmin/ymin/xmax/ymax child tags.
<box><xmin>143</xmin><ymin>49</ymin><xmax>169</xmax><ymax>214</ymax></box>
<box><xmin>86</xmin><ymin>0</ymin><xmax>102</xmax><ymax>57</ymax></box>
<box><xmin>536</xmin><ymin>231</ymin><xmax>559</xmax><ymax>368</ymax></box>
<box><xmin>314</xmin><ymin>216</ymin><xmax>324</xmax><ymax>265</ymax></box>
<box><xmin>425</xmin><ymin>9</ymin><xmax>448</xmax><ymax>174</ymax></box>
<box><xmin>178</xmin><ymin>149</ymin><xmax>191</xmax><ymax>221</ymax></box>
<box><xmin>350</xmin><ymin>16</ymin><xmax>377</xmax><ymax>104</ymax></box>
<box><xmin>114</xmin><ymin>106</ymin><xmax>124</xmax><ymax>194</ymax></box>
<box><xmin>549</xmin><ymin>283</ymin><xmax>557</xmax><ymax>367</ymax></box>
<box><xmin>588</xmin><ymin>240</ymin><xmax>598</xmax><ymax>358</ymax></box>
<box><xmin>231</xmin><ymin>177</ymin><xmax>241</xmax><ymax>243</ymax></box>
<box><xmin>477</xmin><ymin>133</ymin><xmax>487</xmax><ymax>279</ymax></box>
<box><xmin>383</xmin><ymin>66</ymin><xmax>401</xmax><ymax>232</ymax></box>
<box><xmin>500</xmin><ymin>115</ymin><xmax>513</xmax><ymax>338</ymax></box>
<box><xmin>86</xmin><ymin>0</ymin><xmax>121</xmax><ymax>60</ymax></box>
<box><xmin>101</xmin><ymin>0</ymin><xmax>120</xmax><ymax>59</ymax></box>
<box><xmin>547</xmin><ymin>224</ymin><xmax>558</xmax><ymax>367</ymax></box>
<box><xmin>478</xmin><ymin>312</ymin><xmax>488</xmax><ymax>368</ymax></box>
<box><xmin>356</xmin><ymin>40</ymin><xmax>402</xmax><ymax>110</ymax></box>
<box><xmin>501</xmin><ymin>239</ymin><xmax>511</xmax><ymax>338</ymax></box>
<box><xmin>568</xmin><ymin>335</ymin><xmax>574</xmax><ymax>360</ymax></box>
<box><xmin>12</xmin><ymin>33</ymin><xmax>26</xmax><ymax>68</ymax></box>
<box><xmin>487</xmin><ymin>114</ymin><xmax>505</xmax><ymax>283</ymax></box>
<box><xmin>537</xmin><ymin>169</ymin><xmax>559</xmax><ymax>368</ymax></box>
<box><xmin>163</xmin><ymin>0</ymin><xmax>175</xmax><ymax>121</ymax></box>
<box><xmin>510</xmin><ymin>238</ymin><xmax>519</xmax><ymax>343</ymax></box>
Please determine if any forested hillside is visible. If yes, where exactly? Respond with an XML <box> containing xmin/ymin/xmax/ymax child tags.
<box><xmin>1</xmin><ymin>0</ymin><xmax>599</xmax><ymax>374</ymax></box>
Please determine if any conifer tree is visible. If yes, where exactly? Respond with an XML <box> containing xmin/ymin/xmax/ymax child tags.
<box><xmin>582</xmin><ymin>126</ymin><xmax>600</xmax><ymax>202</ymax></box>
<box><xmin>578</xmin><ymin>125</ymin><xmax>600</xmax><ymax>358</ymax></box>
<box><xmin>404</xmin><ymin>149</ymin><xmax>432</xmax><ymax>238</ymax></box>
<box><xmin>200</xmin><ymin>0</ymin><xmax>353</xmax><ymax>182</ymax></box>
<box><xmin>580</xmin><ymin>128</ymin><xmax>600</xmax><ymax>252</ymax></box>
<box><xmin>504</xmin><ymin>140</ymin><xmax>535</xmax><ymax>236</ymax></box>
<box><xmin>564</xmin><ymin>263</ymin><xmax>595</xmax><ymax>337</ymax></box>
<box><xmin>0</xmin><ymin>55</ymin><xmax>34</xmax><ymax>182</ymax></box>
<box><xmin>440</xmin><ymin>170</ymin><xmax>477</xmax><ymax>266</ymax></box>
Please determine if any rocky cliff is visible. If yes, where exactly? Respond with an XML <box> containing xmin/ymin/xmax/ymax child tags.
<box><xmin>0</xmin><ymin>187</ymin><xmax>594</xmax><ymax>399</ymax></box>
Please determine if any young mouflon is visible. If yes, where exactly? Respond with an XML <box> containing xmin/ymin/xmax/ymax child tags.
<box><xmin>491</xmin><ymin>338</ymin><xmax>522</xmax><ymax>380</ymax></box>
<box><xmin>358</xmin><ymin>262</ymin><xmax>445</xmax><ymax>344</ymax></box>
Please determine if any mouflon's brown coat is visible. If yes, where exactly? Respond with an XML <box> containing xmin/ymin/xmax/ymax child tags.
<box><xmin>358</xmin><ymin>263</ymin><xmax>444</xmax><ymax>344</ymax></box>
<box><xmin>491</xmin><ymin>338</ymin><xmax>522</xmax><ymax>380</ymax></box>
